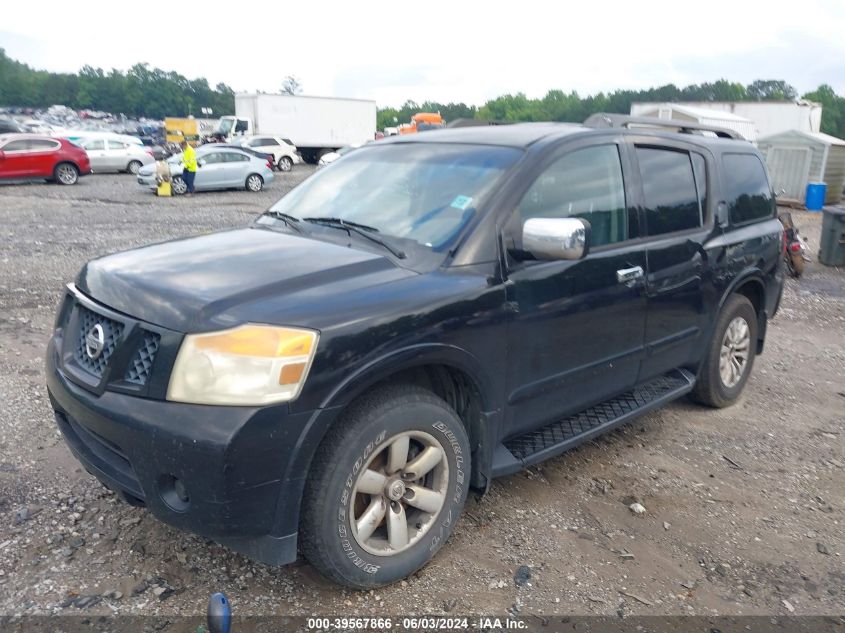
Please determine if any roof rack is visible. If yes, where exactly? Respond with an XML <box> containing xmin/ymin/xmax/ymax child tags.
<box><xmin>583</xmin><ymin>113</ymin><xmax>744</xmax><ymax>140</ymax></box>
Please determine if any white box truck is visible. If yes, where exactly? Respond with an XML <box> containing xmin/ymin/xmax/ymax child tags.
<box><xmin>212</xmin><ymin>94</ymin><xmax>377</xmax><ymax>163</ymax></box>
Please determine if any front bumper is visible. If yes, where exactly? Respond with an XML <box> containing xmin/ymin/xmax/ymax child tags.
<box><xmin>137</xmin><ymin>173</ymin><xmax>157</xmax><ymax>189</ymax></box>
<box><xmin>46</xmin><ymin>330</ymin><xmax>319</xmax><ymax>565</ymax></box>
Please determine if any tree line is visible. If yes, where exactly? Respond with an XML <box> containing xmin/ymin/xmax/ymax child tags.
<box><xmin>2</xmin><ymin>49</ymin><xmax>844</xmax><ymax>139</ymax></box>
<box><xmin>377</xmin><ymin>80</ymin><xmax>845</xmax><ymax>140</ymax></box>
<box><xmin>0</xmin><ymin>49</ymin><xmax>235</xmax><ymax>119</ymax></box>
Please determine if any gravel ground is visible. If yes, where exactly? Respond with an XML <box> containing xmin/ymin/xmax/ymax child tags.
<box><xmin>0</xmin><ymin>173</ymin><xmax>843</xmax><ymax>619</ymax></box>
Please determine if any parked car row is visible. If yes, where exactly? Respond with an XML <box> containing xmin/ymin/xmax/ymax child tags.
<box><xmin>0</xmin><ymin>129</ymin><xmax>296</xmax><ymax>191</ymax></box>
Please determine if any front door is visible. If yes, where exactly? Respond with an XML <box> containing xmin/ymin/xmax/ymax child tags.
<box><xmin>82</xmin><ymin>139</ymin><xmax>108</xmax><ymax>172</ymax></box>
<box><xmin>0</xmin><ymin>139</ymin><xmax>33</xmax><ymax>177</ymax></box>
<box><xmin>504</xmin><ymin>141</ymin><xmax>648</xmax><ymax>437</ymax></box>
<box><xmin>195</xmin><ymin>152</ymin><xmax>226</xmax><ymax>189</ymax></box>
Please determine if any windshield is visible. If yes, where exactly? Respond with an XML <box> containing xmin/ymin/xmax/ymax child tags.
<box><xmin>215</xmin><ymin>118</ymin><xmax>233</xmax><ymax>135</ymax></box>
<box><xmin>266</xmin><ymin>143</ymin><xmax>521</xmax><ymax>251</ymax></box>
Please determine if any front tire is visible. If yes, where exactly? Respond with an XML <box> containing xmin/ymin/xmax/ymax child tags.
<box><xmin>691</xmin><ymin>294</ymin><xmax>758</xmax><ymax>408</ymax></box>
<box><xmin>54</xmin><ymin>162</ymin><xmax>79</xmax><ymax>185</ymax></box>
<box><xmin>171</xmin><ymin>176</ymin><xmax>187</xmax><ymax>195</ymax></box>
<box><xmin>300</xmin><ymin>385</ymin><xmax>470</xmax><ymax>589</ymax></box>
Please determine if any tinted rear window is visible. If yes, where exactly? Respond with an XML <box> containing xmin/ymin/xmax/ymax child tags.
<box><xmin>723</xmin><ymin>154</ymin><xmax>774</xmax><ymax>224</ymax></box>
<box><xmin>637</xmin><ymin>147</ymin><xmax>701</xmax><ymax>235</ymax></box>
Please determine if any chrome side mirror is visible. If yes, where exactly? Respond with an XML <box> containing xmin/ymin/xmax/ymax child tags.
<box><xmin>522</xmin><ymin>217</ymin><xmax>590</xmax><ymax>260</ymax></box>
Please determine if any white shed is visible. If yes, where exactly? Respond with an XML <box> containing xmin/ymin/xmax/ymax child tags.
<box><xmin>631</xmin><ymin>100</ymin><xmax>822</xmax><ymax>138</ymax></box>
<box><xmin>758</xmin><ymin>130</ymin><xmax>845</xmax><ymax>205</ymax></box>
<box><xmin>631</xmin><ymin>104</ymin><xmax>757</xmax><ymax>142</ymax></box>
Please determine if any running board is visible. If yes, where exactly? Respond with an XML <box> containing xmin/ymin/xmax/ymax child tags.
<box><xmin>491</xmin><ymin>369</ymin><xmax>696</xmax><ymax>477</ymax></box>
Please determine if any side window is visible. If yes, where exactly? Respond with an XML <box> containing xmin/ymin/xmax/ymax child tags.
<box><xmin>691</xmin><ymin>153</ymin><xmax>707</xmax><ymax>219</ymax></box>
<box><xmin>225</xmin><ymin>152</ymin><xmax>249</xmax><ymax>162</ymax></box>
<box><xmin>201</xmin><ymin>153</ymin><xmax>222</xmax><ymax>164</ymax></box>
<box><xmin>519</xmin><ymin>145</ymin><xmax>627</xmax><ymax>247</ymax></box>
<box><xmin>723</xmin><ymin>153</ymin><xmax>774</xmax><ymax>225</ymax></box>
<box><xmin>261</xmin><ymin>138</ymin><xmax>279</xmax><ymax>146</ymax></box>
<box><xmin>29</xmin><ymin>139</ymin><xmax>59</xmax><ymax>151</ymax></box>
<box><xmin>83</xmin><ymin>139</ymin><xmax>105</xmax><ymax>151</ymax></box>
<box><xmin>107</xmin><ymin>140</ymin><xmax>127</xmax><ymax>150</ymax></box>
<box><xmin>636</xmin><ymin>147</ymin><xmax>701</xmax><ymax>236</ymax></box>
<box><xmin>3</xmin><ymin>140</ymin><xmax>31</xmax><ymax>152</ymax></box>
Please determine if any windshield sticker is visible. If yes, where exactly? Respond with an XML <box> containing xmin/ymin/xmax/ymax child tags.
<box><xmin>450</xmin><ymin>195</ymin><xmax>473</xmax><ymax>210</ymax></box>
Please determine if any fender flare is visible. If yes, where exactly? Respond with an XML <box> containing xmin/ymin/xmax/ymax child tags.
<box><xmin>320</xmin><ymin>342</ymin><xmax>497</xmax><ymax>411</ymax></box>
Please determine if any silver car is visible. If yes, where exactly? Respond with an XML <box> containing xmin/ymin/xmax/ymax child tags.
<box><xmin>137</xmin><ymin>146</ymin><xmax>275</xmax><ymax>194</ymax></box>
<box><xmin>78</xmin><ymin>137</ymin><xmax>154</xmax><ymax>174</ymax></box>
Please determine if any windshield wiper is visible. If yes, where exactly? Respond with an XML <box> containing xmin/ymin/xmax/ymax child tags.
<box><xmin>302</xmin><ymin>217</ymin><xmax>406</xmax><ymax>259</ymax></box>
<box><xmin>262</xmin><ymin>210</ymin><xmax>303</xmax><ymax>232</ymax></box>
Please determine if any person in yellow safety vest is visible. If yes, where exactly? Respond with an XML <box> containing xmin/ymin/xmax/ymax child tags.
<box><xmin>180</xmin><ymin>140</ymin><xmax>198</xmax><ymax>195</ymax></box>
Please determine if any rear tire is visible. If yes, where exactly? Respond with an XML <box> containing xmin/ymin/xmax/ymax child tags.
<box><xmin>691</xmin><ymin>294</ymin><xmax>758</xmax><ymax>408</ymax></box>
<box><xmin>300</xmin><ymin>385</ymin><xmax>470</xmax><ymax>589</ymax></box>
<box><xmin>54</xmin><ymin>162</ymin><xmax>79</xmax><ymax>185</ymax></box>
<box><xmin>245</xmin><ymin>173</ymin><xmax>263</xmax><ymax>192</ymax></box>
<box><xmin>277</xmin><ymin>156</ymin><xmax>293</xmax><ymax>172</ymax></box>
<box><xmin>127</xmin><ymin>160</ymin><xmax>142</xmax><ymax>175</ymax></box>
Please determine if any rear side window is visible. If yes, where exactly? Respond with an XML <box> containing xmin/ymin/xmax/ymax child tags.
<box><xmin>520</xmin><ymin>144</ymin><xmax>627</xmax><ymax>246</ymax></box>
<box><xmin>723</xmin><ymin>154</ymin><xmax>774</xmax><ymax>224</ymax></box>
<box><xmin>107</xmin><ymin>140</ymin><xmax>127</xmax><ymax>150</ymax></box>
<box><xmin>29</xmin><ymin>139</ymin><xmax>59</xmax><ymax>151</ymax></box>
<box><xmin>636</xmin><ymin>147</ymin><xmax>701</xmax><ymax>235</ymax></box>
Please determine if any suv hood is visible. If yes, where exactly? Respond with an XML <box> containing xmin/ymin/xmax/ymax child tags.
<box><xmin>76</xmin><ymin>228</ymin><xmax>412</xmax><ymax>332</ymax></box>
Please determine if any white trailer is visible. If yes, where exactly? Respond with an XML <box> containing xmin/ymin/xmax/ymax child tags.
<box><xmin>213</xmin><ymin>94</ymin><xmax>377</xmax><ymax>163</ymax></box>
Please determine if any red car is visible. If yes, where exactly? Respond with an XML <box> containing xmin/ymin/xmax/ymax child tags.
<box><xmin>0</xmin><ymin>133</ymin><xmax>91</xmax><ymax>185</ymax></box>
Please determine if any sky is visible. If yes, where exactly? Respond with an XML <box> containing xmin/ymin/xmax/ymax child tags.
<box><xmin>2</xmin><ymin>0</ymin><xmax>845</xmax><ymax>107</ymax></box>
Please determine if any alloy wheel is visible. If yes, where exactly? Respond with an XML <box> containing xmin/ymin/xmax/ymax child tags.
<box><xmin>56</xmin><ymin>164</ymin><xmax>78</xmax><ymax>185</ymax></box>
<box><xmin>350</xmin><ymin>431</ymin><xmax>448</xmax><ymax>556</ymax></box>
<box><xmin>247</xmin><ymin>175</ymin><xmax>263</xmax><ymax>191</ymax></box>
<box><xmin>719</xmin><ymin>316</ymin><xmax>751</xmax><ymax>388</ymax></box>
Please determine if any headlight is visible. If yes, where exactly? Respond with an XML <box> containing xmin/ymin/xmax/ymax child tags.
<box><xmin>167</xmin><ymin>324</ymin><xmax>318</xmax><ymax>406</ymax></box>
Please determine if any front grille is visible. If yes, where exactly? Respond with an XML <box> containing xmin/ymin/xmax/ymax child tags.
<box><xmin>125</xmin><ymin>331</ymin><xmax>161</xmax><ymax>385</ymax></box>
<box><xmin>74</xmin><ymin>306</ymin><xmax>124</xmax><ymax>377</ymax></box>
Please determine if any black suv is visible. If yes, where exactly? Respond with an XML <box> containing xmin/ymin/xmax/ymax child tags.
<box><xmin>46</xmin><ymin>116</ymin><xmax>784</xmax><ymax>588</ymax></box>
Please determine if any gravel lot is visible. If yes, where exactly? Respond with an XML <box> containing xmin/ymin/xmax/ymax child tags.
<box><xmin>0</xmin><ymin>172</ymin><xmax>843</xmax><ymax>619</ymax></box>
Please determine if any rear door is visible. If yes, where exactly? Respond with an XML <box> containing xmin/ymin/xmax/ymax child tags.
<box><xmin>222</xmin><ymin>151</ymin><xmax>251</xmax><ymax>186</ymax></box>
<box><xmin>504</xmin><ymin>139</ymin><xmax>648</xmax><ymax>436</ymax></box>
<box><xmin>26</xmin><ymin>138</ymin><xmax>62</xmax><ymax>177</ymax></box>
<box><xmin>627</xmin><ymin>140</ymin><xmax>711</xmax><ymax>381</ymax></box>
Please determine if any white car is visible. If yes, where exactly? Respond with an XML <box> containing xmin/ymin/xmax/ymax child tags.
<box><xmin>318</xmin><ymin>144</ymin><xmax>361</xmax><ymax>167</ymax></box>
<box><xmin>77</xmin><ymin>137</ymin><xmax>155</xmax><ymax>174</ymax></box>
<box><xmin>233</xmin><ymin>135</ymin><xmax>299</xmax><ymax>172</ymax></box>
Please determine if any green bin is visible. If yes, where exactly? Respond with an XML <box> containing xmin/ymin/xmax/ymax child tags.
<box><xmin>819</xmin><ymin>207</ymin><xmax>845</xmax><ymax>267</ymax></box>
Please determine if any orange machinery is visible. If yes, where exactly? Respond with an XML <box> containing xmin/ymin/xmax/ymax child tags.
<box><xmin>399</xmin><ymin>112</ymin><xmax>445</xmax><ymax>134</ymax></box>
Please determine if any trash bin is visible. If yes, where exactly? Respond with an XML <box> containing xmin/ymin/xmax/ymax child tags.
<box><xmin>805</xmin><ymin>182</ymin><xmax>827</xmax><ymax>211</ymax></box>
<box><xmin>818</xmin><ymin>206</ymin><xmax>845</xmax><ymax>267</ymax></box>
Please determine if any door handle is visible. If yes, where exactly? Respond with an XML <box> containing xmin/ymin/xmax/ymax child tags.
<box><xmin>616</xmin><ymin>266</ymin><xmax>644</xmax><ymax>284</ymax></box>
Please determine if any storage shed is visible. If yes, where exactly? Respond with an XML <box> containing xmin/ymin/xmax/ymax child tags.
<box><xmin>758</xmin><ymin>130</ymin><xmax>845</xmax><ymax>205</ymax></box>
<box><xmin>631</xmin><ymin>104</ymin><xmax>757</xmax><ymax>142</ymax></box>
